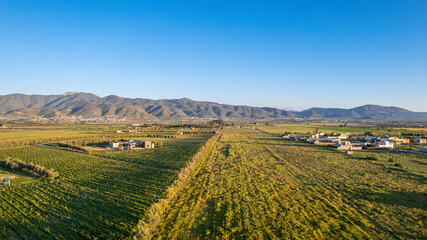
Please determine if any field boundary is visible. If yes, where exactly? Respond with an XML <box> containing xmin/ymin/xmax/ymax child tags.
<box><xmin>131</xmin><ymin>129</ymin><xmax>222</xmax><ymax>240</ymax></box>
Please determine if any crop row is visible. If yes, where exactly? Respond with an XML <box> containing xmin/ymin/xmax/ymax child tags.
<box><xmin>0</xmin><ymin>146</ymin><xmax>178</xmax><ymax>239</ymax></box>
<box><xmin>153</xmin><ymin>128</ymin><xmax>426</xmax><ymax>239</ymax></box>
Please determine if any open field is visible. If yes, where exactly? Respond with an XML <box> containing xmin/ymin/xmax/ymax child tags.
<box><xmin>0</xmin><ymin>128</ymin><xmax>214</xmax><ymax>239</ymax></box>
<box><xmin>153</xmin><ymin>128</ymin><xmax>426</xmax><ymax>239</ymax></box>
<box><xmin>256</xmin><ymin>124</ymin><xmax>427</xmax><ymax>136</ymax></box>
<box><xmin>0</xmin><ymin>129</ymin><xmax>98</xmax><ymax>148</ymax></box>
<box><xmin>0</xmin><ymin>123</ymin><xmax>214</xmax><ymax>149</ymax></box>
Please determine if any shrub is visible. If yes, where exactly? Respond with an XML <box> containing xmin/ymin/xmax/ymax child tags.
<box><xmin>366</xmin><ymin>156</ymin><xmax>379</xmax><ymax>161</ymax></box>
<box><xmin>388</xmin><ymin>158</ymin><xmax>394</xmax><ymax>162</ymax></box>
<box><xmin>394</xmin><ymin>163</ymin><xmax>403</xmax><ymax>168</ymax></box>
<box><xmin>0</xmin><ymin>157</ymin><xmax>59</xmax><ymax>180</ymax></box>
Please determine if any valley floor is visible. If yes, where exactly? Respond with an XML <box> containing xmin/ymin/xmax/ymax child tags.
<box><xmin>153</xmin><ymin>128</ymin><xmax>426</xmax><ymax>239</ymax></box>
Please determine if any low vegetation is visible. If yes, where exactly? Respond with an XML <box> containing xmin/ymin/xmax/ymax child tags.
<box><xmin>0</xmin><ymin>128</ymin><xmax>216</xmax><ymax>239</ymax></box>
<box><xmin>0</xmin><ymin>157</ymin><xmax>59</xmax><ymax>180</ymax></box>
<box><xmin>152</xmin><ymin>128</ymin><xmax>426</xmax><ymax>239</ymax></box>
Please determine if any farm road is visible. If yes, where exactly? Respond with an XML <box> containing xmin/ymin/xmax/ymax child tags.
<box><xmin>37</xmin><ymin>144</ymin><xmax>179</xmax><ymax>173</ymax></box>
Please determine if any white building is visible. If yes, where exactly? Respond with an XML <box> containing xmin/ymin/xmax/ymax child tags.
<box><xmin>375</xmin><ymin>140</ymin><xmax>394</xmax><ymax>149</ymax></box>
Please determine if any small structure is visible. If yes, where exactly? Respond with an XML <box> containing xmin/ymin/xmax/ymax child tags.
<box><xmin>387</xmin><ymin>136</ymin><xmax>410</xmax><ymax>145</ymax></box>
<box><xmin>336</xmin><ymin>141</ymin><xmax>362</xmax><ymax>150</ymax></box>
<box><xmin>337</xmin><ymin>133</ymin><xmax>350</xmax><ymax>139</ymax></box>
<box><xmin>141</xmin><ymin>141</ymin><xmax>154</xmax><ymax>149</ymax></box>
<box><xmin>313</xmin><ymin>140</ymin><xmax>336</xmax><ymax>146</ymax></box>
<box><xmin>109</xmin><ymin>142</ymin><xmax>120</xmax><ymax>148</ymax></box>
<box><xmin>3</xmin><ymin>178</ymin><xmax>10</xmax><ymax>186</ymax></box>
<box><xmin>345</xmin><ymin>150</ymin><xmax>353</xmax><ymax>154</ymax></box>
<box><xmin>414</xmin><ymin>138</ymin><xmax>427</xmax><ymax>145</ymax></box>
<box><xmin>376</xmin><ymin>140</ymin><xmax>394</xmax><ymax>149</ymax></box>
<box><xmin>363</xmin><ymin>140</ymin><xmax>394</xmax><ymax>150</ymax></box>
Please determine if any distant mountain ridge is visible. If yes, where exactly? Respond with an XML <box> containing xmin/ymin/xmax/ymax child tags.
<box><xmin>0</xmin><ymin>93</ymin><xmax>426</xmax><ymax>121</ymax></box>
<box><xmin>299</xmin><ymin>105</ymin><xmax>427</xmax><ymax>120</ymax></box>
<box><xmin>0</xmin><ymin>93</ymin><xmax>292</xmax><ymax>120</ymax></box>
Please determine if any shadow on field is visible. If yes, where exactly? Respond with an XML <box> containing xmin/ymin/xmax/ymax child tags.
<box><xmin>410</xmin><ymin>159</ymin><xmax>427</xmax><ymax>166</ymax></box>
<box><xmin>280</xmin><ymin>142</ymin><xmax>335</xmax><ymax>151</ymax></box>
<box><xmin>350</xmin><ymin>187</ymin><xmax>427</xmax><ymax>211</ymax></box>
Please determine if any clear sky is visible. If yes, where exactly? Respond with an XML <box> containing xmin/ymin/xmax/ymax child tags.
<box><xmin>0</xmin><ymin>1</ymin><xmax>426</xmax><ymax>111</ymax></box>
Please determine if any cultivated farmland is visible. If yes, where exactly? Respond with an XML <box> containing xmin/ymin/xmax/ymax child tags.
<box><xmin>0</xmin><ymin>129</ymin><xmax>215</xmax><ymax>239</ymax></box>
<box><xmin>153</xmin><ymin>128</ymin><xmax>426</xmax><ymax>239</ymax></box>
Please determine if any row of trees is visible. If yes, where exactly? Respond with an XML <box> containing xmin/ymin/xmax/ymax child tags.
<box><xmin>0</xmin><ymin>157</ymin><xmax>59</xmax><ymax>180</ymax></box>
<box><xmin>55</xmin><ymin>143</ymin><xmax>89</xmax><ymax>153</ymax></box>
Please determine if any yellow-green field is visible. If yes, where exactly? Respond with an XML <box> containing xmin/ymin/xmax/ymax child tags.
<box><xmin>153</xmin><ymin>128</ymin><xmax>426</xmax><ymax>239</ymax></box>
<box><xmin>256</xmin><ymin>124</ymin><xmax>427</xmax><ymax>136</ymax></box>
<box><xmin>0</xmin><ymin>129</ymin><xmax>100</xmax><ymax>148</ymax></box>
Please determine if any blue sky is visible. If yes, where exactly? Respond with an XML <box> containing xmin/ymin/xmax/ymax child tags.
<box><xmin>0</xmin><ymin>0</ymin><xmax>426</xmax><ymax>111</ymax></box>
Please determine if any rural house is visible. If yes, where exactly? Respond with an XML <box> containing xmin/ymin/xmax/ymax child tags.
<box><xmin>108</xmin><ymin>140</ymin><xmax>155</xmax><ymax>150</ymax></box>
<box><xmin>335</xmin><ymin>141</ymin><xmax>362</xmax><ymax>150</ymax></box>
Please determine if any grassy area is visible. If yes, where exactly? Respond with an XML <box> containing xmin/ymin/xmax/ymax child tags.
<box><xmin>0</xmin><ymin>167</ymin><xmax>40</xmax><ymax>187</ymax></box>
<box><xmin>0</xmin><ymin>129</ymin><xmax>95</xmax><ymax>142</ymax></box>
<box><xmin>0</xmin><ymin>129</ymin><xmax>105</xmax><ymax>149</ymax></box>
<box><xmin>398</xmin><ymin>145</ymin><xmax>426</xmax><ymax>151</ymax></box>
<box><xmin>153</xmin><ymin>128</ymin><xmax>426</xmax><ymax>239</ymax></box>
<box><xmin>256</xmin><ymin>124</ymin><xmax>427</xmax><ymax>136</ymax></box>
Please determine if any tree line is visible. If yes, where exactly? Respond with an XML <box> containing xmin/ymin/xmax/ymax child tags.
<box><xmin>0</xmin><ymin>157</ymin><xmax>59</xmax><ymax>180</ymax></box>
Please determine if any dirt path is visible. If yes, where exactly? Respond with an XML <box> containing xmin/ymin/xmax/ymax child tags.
<box><xmin>37</xmin><ymin>144</ymin><xmax>179</xmax><ymax>173</ymax></box>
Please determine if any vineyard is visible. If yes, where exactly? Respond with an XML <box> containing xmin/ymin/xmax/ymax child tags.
<box><xmin>93</xmin><ymin>138</ymin><xmax>209</xmax><ymax>170</ymax></box>
<box><xmin>153</xmin><ymin>128</ymin><xmax>426</xmax><ymax>239</ymax></box>
<box><xmin>0</xmin><ymin>130</ymin><xmax>214</xmax><ymax>239</ymax></box>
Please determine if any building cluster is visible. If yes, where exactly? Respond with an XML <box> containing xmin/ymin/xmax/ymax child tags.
<box><xmin>283</xmin><ymin>131</ymin><xmax>427</xmax><ymax>152</ymax></box>
<box><xmin>108</xmin><ymin>140</ymin><xmax>155</xmax><ymax>150</ymax></box>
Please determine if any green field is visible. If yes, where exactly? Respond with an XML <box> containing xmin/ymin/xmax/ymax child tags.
<box><xmin>0</xmin><ymin>129</ymin><xmax>103</xmax><ymax>149</ymax></box>
<box><xmin>153</xmin><ymin>128</ymin><xmax>426</xmax><ymax>239</ymax></box>
<box><xmin>93</xmin><ymin>138</ymin><xmax>209</xmax><ymax>170</ymax></box>
<box><xmin>0</xmin><ymin>125</ymin><xmax>425</xmax><ymax>239</ymax></box>
<box><xmin>0</xmin><ymin>129</ymin><xmax>214</xmax><ymax>239</ymax></box>
<box><xmin>0</xmin><ymin>146</ymin><xmax>177</xmax><ymax>239</ymax></box>
<box><xmin>256</xmin><ymin>124</ymin><xmax>427</xmax><ymax>136</ymax></box>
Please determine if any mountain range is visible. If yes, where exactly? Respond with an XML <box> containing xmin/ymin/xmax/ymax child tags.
<box><xmin>0</xmin><ymin>93</ymin><xmax>426</xmax><ymax>121</ymax></box>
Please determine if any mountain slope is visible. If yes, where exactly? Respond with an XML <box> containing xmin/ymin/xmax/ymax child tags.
<box><xmin>1</xmin><ymin>93</ymin><xmax>426</xmax><ymax>121</ymax></box>
<box><xmin>0</xmin><ymin>93</ymin><xmax>294</xmax><ymax>120</ymax></box>
<box><xmin>299</xmin><ymin>104</ymin><xmax>427</xmax><ymax>120</ymax></box>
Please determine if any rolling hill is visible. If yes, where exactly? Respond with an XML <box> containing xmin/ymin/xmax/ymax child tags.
<box><xmin>0</xmin><ymin>93</ymin><xmax>293</xmax><ymax>120</ymax></box>
<box><xmin>0</xmin><ymin>93</ymin><xmax>426</xmax><ymax>121</ymax></box>
<box><xmin>299</xmin><ymin>105</ymin><xmax>427</xmax><ymax>120</ymax></box>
